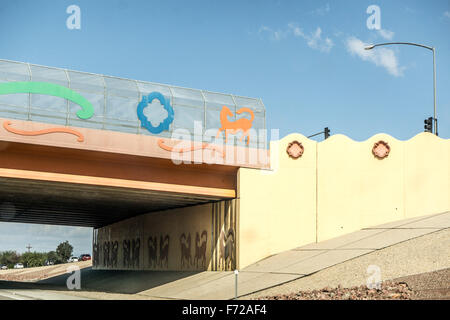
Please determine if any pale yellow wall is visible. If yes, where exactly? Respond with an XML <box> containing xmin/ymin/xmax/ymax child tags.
<box><xmin>238</xmin><ymin>133</ymin><xmax>317</xmax><ymax>269</ymax></box>
<box><xmin>317</xmin><ymin>134</ymin><xmax>406</xmax><ymax>240</ymax></box>
<box><xmin>404</xmin><ymin>133</ymin><xmax>450</xmax><ymax>218</ymax></box>
<box><xmin>93</xmin><ymin>132</ymin><xmax>449</xmax><ymax>271</ymax></box>
<box><xmin>238</xmin><ymin>132</ymin><xmax>450</xmax><ymax>269</ymax></box>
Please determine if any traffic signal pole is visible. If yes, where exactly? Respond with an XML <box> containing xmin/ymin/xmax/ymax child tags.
<box><xmin>307</xmin><ymin>127</ymin><xmax>331</xmax><ymax>140</ymax></box>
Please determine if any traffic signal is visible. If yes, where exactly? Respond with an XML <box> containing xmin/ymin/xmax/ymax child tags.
<box><xmin>324</xmin><ymin>127</ymin><xmax>330</xmax><ymax>139</ymax></box>
<box><xmin>424</xmin><ymin>117</ymin><xmax>433</xmax><ymax>133</ymax></box>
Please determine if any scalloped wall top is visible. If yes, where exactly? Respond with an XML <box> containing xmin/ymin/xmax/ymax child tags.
<box><xmin>279</xmin><ymin>131</ymin><xmax>449</xmax><ymax>144</ymax></box>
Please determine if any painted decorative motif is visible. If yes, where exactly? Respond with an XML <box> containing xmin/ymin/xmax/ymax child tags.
<box><xmin>286</xmin><ymin>140</ymin><xmax>304</xmax><ymax>159</ymax></box>
<box><xmin>179</xmin><ymin>233</ymin><xmax>192</xmax><ymax>269</ymax></box>
<box><xmin>110</xmin><ymin>241</ymin><xmax>119</xmax><ymax>268</ymax></box>
<box><xmin>372</xmin><ymin>140</ymin><xmax>390</xmax><ymax>159</ymax></box>
<box><xmin>93</xmin><ymin>242</ymin><xmax>99</xmax><ymax>267</ymax></box>
<box><xmin>0</xmin><ymin>81</ymin><xmax>94</xmax><ymax>119</ymax></box>
<box><xmin>103</xmin><ymin>241</ymin><xmax>110</xmax><ymax>267</ymax></box>
<box><xmin>137</xmin><ymin>91</ymin><xmax>174</xmax><ymax>134</ymax></box>
<box><xmin>3</xmin><ymin>120</ymin><xmax>84</xmax><ymax>142</ymax></box>
<box><xmin>147</xmin><ymin>236</ymin><xmax>158</xmax><ymax>268</ymax></box>
<box><xmin>216</xmin><ymin>106</ymin><xmax>255</xmax><ymax>145</ymax></box>
<box><xmin>147</xmin><ymin>235</ymin><xmax>170</xmax><ymax>269</ymax></box>
<box><xmin>212</xmin><ymin>200</ymin><xmax>237</xmax><ymax>271</ymax></box>
<box><xmin>101</xmin><ymin>240</ymin><xmax>119</xmax><ymax>268</ymax></box>
<box><xmin>219</xmin><ymin>228</ymin><xmax>235</xmax><ymax>270</ymax></box>
<box><xmin>123</xmin><ymin>239</ymin><xmax>130</xmax><ymax>267</ymax></box>
<box><xmin>159</xmin><ymin>235</ymin><xmax>170</xmax><ymax>268</ymax></box>
<box><xmin>194</xmin><ymin>231</ymin><xmax>208</xmax><ymax>269</ymax></box>
<box><xmin>123</xmin><ymin>238</ymin><xmax>140</xmax><ymax>268</ymax></box>
<box><xmin>157</xmin><ymin>138</ymin><xmax>225</xmax><ymax>158</ymax></box>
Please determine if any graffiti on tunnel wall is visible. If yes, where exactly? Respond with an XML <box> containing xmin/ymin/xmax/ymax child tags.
<box><xmin>102</xmin><ymin>240</ymin><xmax>119</xmax><ymax>268</ymax></box>
<box><xmin>178</xmin><ymin>230</ymin><xmax>208</xmax><ymax>269</ymax></box>
<box><xmin>123</xmin><ymin>238</ymin><xmax>140</xmax><ymax>268</ymax></box>
<box><xmin>219</xmin><ymin>228</ymin><xmax>235</xmax><ymax>270</ymax></box>
<box><xmin>212</xmin><ymin>200</ymin><xmax>237</xmax><ymax>271</ymax></box>
<box><xmin>159</xmin><ymin>235</ymin><xmax>170</xmax><ymax>268</ymax></box>
<box><xmin>194</xmin><ymin>231</ymin><xmax>208</xmax><ymax>269</ymax></box>
<box><xmin>147</xmin><ymin>234</ymin><xmax>170</xmax><ymax>269</ymax></box>
<box><xmin>93</xmin><ymin>200</ymin><xmax>237</xmax><ymax>271</ymax></box>
<box><xmin>180</xmin><ymin>233</ymin><xmax>192</xmax><ymax>269</ymax></box>
<box><xmin>148</xmin><ymin>236</ymin><xmax>157</xmax><ymax>268</ymax></box>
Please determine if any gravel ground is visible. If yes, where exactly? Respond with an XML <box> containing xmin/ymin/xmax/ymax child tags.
<box><xmin>396</xmin><ymin>268</ymin><xmax>450</xmax><ymax>299</ymax></box>
<box><xmin>254</xmin><ymin>281</ymin><xmax>414</xmax><ymax>300</ymax></box>
<box><xmin>242</xmin><ymin>228</ymin><xmax>450</xmax><ymax>299</ymax></box>
<box><xmin>254</xmin><ymin>268</ymin><xmax>449</xmax><ymax>300</ymax></box>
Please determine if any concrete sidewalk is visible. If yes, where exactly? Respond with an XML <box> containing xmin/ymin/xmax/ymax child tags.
<box><xmin>138</xmin><ymin>211</ymin><xmax>449</xmax><ymax>299</ymax></box>
<box><xmin>0</xmin><ymin>288</ymin><xmax>91</xmax><ymax>300</ymax></box>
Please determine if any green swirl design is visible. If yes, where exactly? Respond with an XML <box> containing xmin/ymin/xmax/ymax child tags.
<box><xmin>0</xmin><ymin>81</ymin><xmax>94</xmax><ymax>119</ymax></box>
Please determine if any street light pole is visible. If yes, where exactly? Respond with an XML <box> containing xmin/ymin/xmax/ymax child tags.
<box><xmin>433</xmin><ymin>47</ymin><xmax>437</xmax><ymax>136</ymax></box>
<box><xmin>365</xmin><ymin>42</ymin><xmax>438</xmax><ymax>135</ymax></box>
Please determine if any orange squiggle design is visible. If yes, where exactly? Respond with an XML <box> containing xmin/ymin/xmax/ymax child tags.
<box><xmin>158</xmin><ymin>139</ymin><xmax>225</xmax><ymax>158</ymax></box>
<box><xmin>3</xmin><ymin>120</ymin><xmax>84</xmax><ymax>142</ymax></box>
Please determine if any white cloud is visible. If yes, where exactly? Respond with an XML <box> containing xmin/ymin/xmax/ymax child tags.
<box><xmin>346</xmin><ymin>36</ymin><xmax>404</xmax><ymax>77</ymax></box>
<box><xmin>258</xmin><ymin>23</ymin><xmax>334</xmax><ymax>53</ymax></box>
<box><xmin>258</xmin><ymin>26</ymin><xmax>286</xmax><ymax>41</ymax></box>
<box><xmin>28</xmin><ymin>224</ymin><xmax>91</xmax><ymax>239</ymax></box>
<box><xmin>0</xmin><ymin>222</ymin><xmax>92</xmax><ymax>254</ymax></box>
<box><xmin>378</xmin><ymin>29</ymin><xmax>394</xmax><ymax>40</ymax></box>
<box><xmin>288</xmin><ymin>23</ymin><xmax>304</xmax><ymax>37</ymax></box>
<box><xmin>444</xmin><ymin>11</ymin><xmax>450</xmax><ymax>19</ymax></box>
<box><xmin>289</xmin><ymin>24</ymin><xmax>334</xmax><ymax>53</ymax></box>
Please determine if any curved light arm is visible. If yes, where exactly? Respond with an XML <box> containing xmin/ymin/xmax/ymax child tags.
<box><xmin>365</xmin><ymin>42</ymin><xmax>434</xmax><ymax>51</ymax></box>
<box><xmin>364</xmin><ymin>41</ymin><xmax>438</xmax><ymax>136</ymax></box>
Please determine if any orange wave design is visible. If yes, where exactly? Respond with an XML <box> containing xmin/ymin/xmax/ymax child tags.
<box><xmin>3</xmin><ymin>120</ymin><xmax>84</xmax><ymax>142</ymax></box>
<box><xmin>158</xmin><ymin>139</ymin><xmax>225</xmax><ymax>158</ymax></box>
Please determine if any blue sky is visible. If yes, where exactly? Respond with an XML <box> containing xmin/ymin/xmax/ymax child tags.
<box><xmin>0</xmin><ymin>0</ymin><xmax>449</xmax><ymax>254</ymax></box>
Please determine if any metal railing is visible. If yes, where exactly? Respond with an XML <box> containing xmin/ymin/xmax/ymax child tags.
<box><xmin>0</xmin><ymin>59</ymin><xmax>266</xmax><ymax>147</ymax></box>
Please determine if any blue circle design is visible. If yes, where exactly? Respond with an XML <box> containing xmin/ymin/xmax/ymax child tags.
<box><xmin>137</xmin><ymin>92</ymin><xmax>174</xmax><ymax>134</ymax></box>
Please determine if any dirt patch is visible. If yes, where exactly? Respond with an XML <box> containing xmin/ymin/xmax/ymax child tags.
<box><xmin>254</xmin><ymin>268</ymin><xmax>450</xmax><ymax>300</ymax></box>
<box><xmin>253</xmin><ymin>281</ymin><xmax>413</xmax><ymax>300</ymax></box>
<box><xmin>0</xmin><ymin>261</ymin><xmax>92</xmax><ymax>282</ymax></box>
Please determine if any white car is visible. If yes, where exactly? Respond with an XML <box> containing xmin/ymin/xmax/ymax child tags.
<box><xmin>67</xmin><ymin>257</ymin><xmax>79</xmax><ymax>263</ymax></box>
<box><xmin>13</xmin><ymin>263</ymin><xmax>24</xmax><ymax>269</ymax></box>
<box><xmin>0</xmin><ymin>265</ymin><xmax>8</xmax><ymax>270</ymax></box>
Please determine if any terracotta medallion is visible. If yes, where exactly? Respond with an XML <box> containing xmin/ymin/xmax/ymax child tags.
<box><xmin>372</xmin><ymin>140</ymin><xmax>390</xmax><ymax>159</ymax></box>
<box><xmin>286</xmin><ymin>141</ymin><xmax>304</xmax><ymax>159</ymax></box>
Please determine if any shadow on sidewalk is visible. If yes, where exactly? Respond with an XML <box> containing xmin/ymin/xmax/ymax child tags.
<box><xmin>0</xmin><ymin>267</ymin><xmax>201</xmax><ymax>294</ymax></box>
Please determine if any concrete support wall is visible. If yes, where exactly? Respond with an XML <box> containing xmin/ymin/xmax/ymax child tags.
<box><xmin>93</xmin><ymin>199</ymin><xmax>237</xmax><ymax>271</ymax></box>
<box><xmin>237</xmin><ymin>134</ymin><xmax>317</xmax><ymax>269</ymax></box>
<box><xmin>238</xmin><ymin>132</ymin><xmax>450</xmax><ymax>269</ymax></box>
<box><xmin>93</xmin><ymin>132</ymin><xmax>449</xmax><ymax>272</ymax></box>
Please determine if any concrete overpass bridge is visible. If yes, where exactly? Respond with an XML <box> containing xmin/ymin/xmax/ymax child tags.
<box><xmin>0</xmin><ymin>59</ymin><xmax>270</xmax><ymax>272</ymax></box>
<box><xmin>0</xmin><ymin>59</ymin><xmax>448</xmax><ymax>273</ymax></box>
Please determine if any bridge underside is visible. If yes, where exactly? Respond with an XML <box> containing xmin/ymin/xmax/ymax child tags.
<box><xmin>0</xmin><ymin>177</ymin><xmax>226</xmax><ymax>228</ymax></box>
<box><xmin>0</xmin><ymin>140</ymin><xmax>237</xmax><ymax>228</ymax></box>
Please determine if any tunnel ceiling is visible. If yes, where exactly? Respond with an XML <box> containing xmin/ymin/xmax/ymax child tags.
<box><xmin>0</xmin><ymin>177</ymin><xmax>221</xmax><ymax>228</ymax></box>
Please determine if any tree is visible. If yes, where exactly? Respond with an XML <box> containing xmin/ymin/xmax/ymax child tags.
<box><xmin>21</xmin><ymin>252</ymin><xmax>47</xmax><ymax>268</ymax></box>
<box><xmin>0</xmin><ymin>251</ymin><xmax>20</xmax><ymax>268</ymax></box>
<box><xmin>56</xmin><ymin>241</ymin><xmax>73</xmax><ymax>263</ymax></box>
<box><xmin>46</xmin><ymin>251</ymin><xmax>58</xmax><ymax>264</ymax></box>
